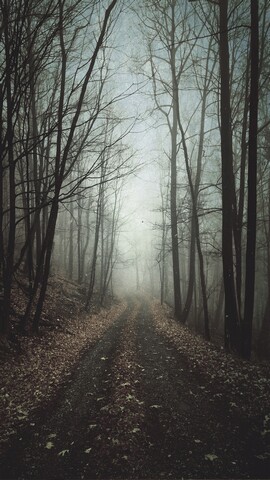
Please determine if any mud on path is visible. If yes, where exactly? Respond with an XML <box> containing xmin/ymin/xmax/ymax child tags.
<box><xmin>0</xmin><ymin>297</ymin><xmax>269</xmax><ymax>479</ymax></box>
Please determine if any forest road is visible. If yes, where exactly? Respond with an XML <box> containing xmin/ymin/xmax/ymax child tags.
<box><xmin>0</xmin><ymin>296</ymin><xmax>267</xmax><ymax>479</ymax></box>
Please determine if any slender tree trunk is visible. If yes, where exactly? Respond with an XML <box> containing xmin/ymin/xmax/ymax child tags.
<box><xmin>170</xmin><ymin>13</ymin><xmax>182</xmax><ymax>320</ymax></box>
<box><xmin>1</xmin><ymin>8</ymin><xmax>16</xmax><ymax>335</ymax></box>
<box><xmin>77</xmin><ymin>194</ymin><xmax>82</xmax><ymax>283</ymax></box>
<box><xmin>69</xmin><ymin>201</ymin><xmax>74</xmax><ymax>279</ymax></box>
<box><xmin>17</xmin><ymin>152</ymin><xmax>34</xmax><ymax>287</ymax></box>
<box><xmin>181</xmin><ymin>216</ymin><xmax>196</xmax><ymax>322</ymax></box>
<box><xmin>100</xmin><ymin>189</ymin><xmax>119</xmax><ymax>305</ymax></box>
<box><xmin>219</xmin><ymin>0</ymin><xmax>240</xmax><ymax>352</ymax></box>
<box><xmin>80</xmin><ymin>196</ymin><xmax>92</xmax><ymax>282</ymax></box>
<box><xmin>159</xmin><ymin>181</ymin><xmax>169</xmax><ymax>305</ymax></box>
<box><xmin>242</xmin><ymin>0</ymin><xmax>259</xmax><ymax>359</ymax></box>
<box><xmin>174</xmin><ymin>71</ymin><xmax>210</xmax><ymax>338</ymax></box>
<box><xmin>234</xmin><ymin>56</ymin><xmax>250</xmax><ymax>310</ymax></box>
<box><xmin>85</xmin><ymin>196</ymin><xmax>102</xmax><ymax>310</ymax></box>
<box><xmin>32</xmin><ymin>200</ymin><xmax>59</xmax><ymax>332</ymax></box>
<box><xmin>160</xmin><ymin>232</ymin><xmax>166</xmax><ymax>305</ymax></box>
<box><xmin>29</xmin><ymin>56</ymin><xmax>42</xmax><ymax>267</ymax></box>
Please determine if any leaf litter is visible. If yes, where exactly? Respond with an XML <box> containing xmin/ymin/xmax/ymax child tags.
<box><xmin>0</xmin><ymin>276</ymin><xmax>126</xmax><ymax>452</ymax></box>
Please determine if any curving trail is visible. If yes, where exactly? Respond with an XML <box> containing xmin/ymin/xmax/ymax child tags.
<box><xmin>0</xmin><ymin>297</ymin><xmax>269</xmax><ymax>479</ymax></box>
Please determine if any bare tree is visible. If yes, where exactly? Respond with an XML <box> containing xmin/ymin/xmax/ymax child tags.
<box><xmin>0</xmin><ymin>0</ymin><xmax>119</xmax><ymax>335</ymax></box>
<box><xmin>242</xmin><ymin>0</ymin><xmax>259</xmax><ymax>359</ymax></box>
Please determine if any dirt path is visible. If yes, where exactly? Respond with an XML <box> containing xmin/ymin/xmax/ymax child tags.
<box><xmin>135</xmin><ymin>301</ymin><xmax>263</xmax><ymax>479</ymax></box>
<box><xmin>0</xmin><ymin>298</ymin><xmax>269</xmax><ymax>479</ymax></box>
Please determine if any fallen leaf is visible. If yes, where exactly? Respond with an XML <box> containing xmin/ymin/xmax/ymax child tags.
<box><xmin>256</xmin><ymin>452</ymin><xmax>270</xmax><ymax>460</ymax></box>
<box><xmin>45</xmin><ymin>441</ymin><xmax>54</xmax><ymax>450</ymax></box>
<box><xmin>205</xmin><ymin>453</ymin><xmax>218</xmax><ymax>461</ymax></box>
<box><xmin>100</xmin><ymin>405</ymin><xmax>109</xmax><ymax>412</ymax></box>
<box><xmin>126</xmin><ymin>394</ymin><xmax>135</xmax><ymax>401</ymax></box>
<box><xmin>58</xmin><ymin>449</ymin><xmax>69</xmax><ymax>456</ymax></box>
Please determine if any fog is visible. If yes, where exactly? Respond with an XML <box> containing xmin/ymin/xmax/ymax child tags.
<box><xmin>1</xmin><ymin>0</ymin><xmax>269</xmax><ymax>358</ymax></box>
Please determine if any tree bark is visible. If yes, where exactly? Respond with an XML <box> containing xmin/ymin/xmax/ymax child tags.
<box><xmin>219</xmin><ymin>0</ymin><xmax>240</xmax><ymax>352</ymax></box>
<box><xmin>170</xmin><ymin>6</ymin><xmax>182</xmax><ymax>320</ymax></box>
<box><xmin>242</xmin><ymin>0</ymin><xmax>259</xmax><ymax>359</ymax></box>
<box><xmin>1</xmin><ymin>4</ymin><xmax>16</xmax><ymax>335</ymax></box>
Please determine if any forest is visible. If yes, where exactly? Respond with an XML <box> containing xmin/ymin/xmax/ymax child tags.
<box><xmin>0</xmin><ymin>0</ymin><xmax>270</xmax><ymax>479</ymax></box>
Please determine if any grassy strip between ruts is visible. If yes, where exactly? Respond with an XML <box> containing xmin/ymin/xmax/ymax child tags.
<box><xmin>94</xmin><ymin>299</ymin><xmax>151</xmax><ymax>478</ymax></box>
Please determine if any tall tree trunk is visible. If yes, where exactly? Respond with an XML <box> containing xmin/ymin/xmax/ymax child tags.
<box><xmin>219</xmin><ymin>0</ymin><xmax>240</xmax><ymax>352</ymax></box>
<box><xmin>170</xmin><ymin>8</ymin><xmax>182</xmax><ymax>320</ymax></box>
<box><xmin>174</xmin><ymin>66</ymin><xmax>210</xmax><ymax>338</ymax></box>
<box><xmin>234</xmin><ymin>56</ymin><xmax>250</xmax><ymax>311</ymax></box>
<box><xmin>159</xmin><ymin>180</ymin><xmax>169</xmax><ymax>305</ymax></box>
<box><xmin>160</xmin><ymin>217</ymin><xmax>167</xmax><ymax>305</ymax></box>
<box><xmin>1</xmin><ymin>7</ymin><xmax>16</xmax><ymax>335</ymax></box>
<box><xmin>28</xmin><ymin>40</ymin><xmax>42</xmax><ymax>268</ymax></box>
<box><xmin>242</xmin><ymin>0</ymin><xmax>259</xmax><ymax>359</ymax></box>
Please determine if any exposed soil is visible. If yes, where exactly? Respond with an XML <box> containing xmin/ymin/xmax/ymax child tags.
<box><xmin>1</xmin><ymin>296</ymin><xmax>270</xmax><ymax>479</ymax></box>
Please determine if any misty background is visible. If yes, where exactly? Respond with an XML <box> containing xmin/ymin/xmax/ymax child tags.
<box><xmin>1</xmin><ymin>0</ymin><xmax>269</xmax><ymax>360</ymax></box>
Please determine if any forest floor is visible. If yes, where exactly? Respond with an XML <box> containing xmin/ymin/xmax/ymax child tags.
<box><xmin>1</xmin><ymin>291</ymin><xmax>270</xmax><ymax>479</ymax></box>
